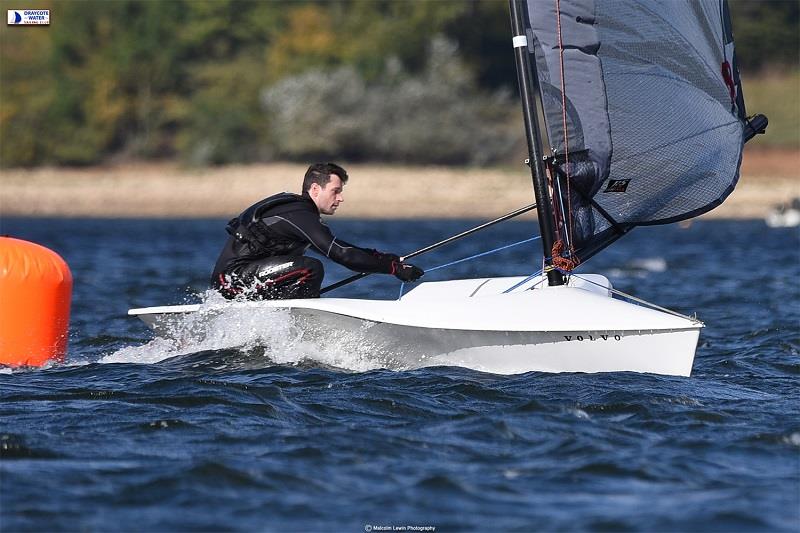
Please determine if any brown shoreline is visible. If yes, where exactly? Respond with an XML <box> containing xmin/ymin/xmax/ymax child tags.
<box><xmin>1</xmin><ymin>147</ymin><xmax>797</xmax><ymax>219</ymax></box>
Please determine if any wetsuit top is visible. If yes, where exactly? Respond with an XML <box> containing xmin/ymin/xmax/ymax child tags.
<box><xmin>213</xmin><ymin>192</ymin><xmax>394</xmax><ymax>275</ymax></box>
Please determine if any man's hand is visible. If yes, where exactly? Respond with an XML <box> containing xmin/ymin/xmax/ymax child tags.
<box><xmin>371</xmin><ymin>250</ymin><xmax>399</xmax><ymax>270</ymax></box>
<box><xmin>392</xmin><ymin>261</ymin><xmax>424</xmax><ymax>282</ymax></box>
<box><xmin>370</xmin><ymin>249</ymin><xmax>423</xmax><ymax>281</ymax></box>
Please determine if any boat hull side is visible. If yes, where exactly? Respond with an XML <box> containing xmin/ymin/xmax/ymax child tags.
<box><xmin>292</xmin><ymin>309</ymin><xmax>700</xmax><ymax>376</ymax></box>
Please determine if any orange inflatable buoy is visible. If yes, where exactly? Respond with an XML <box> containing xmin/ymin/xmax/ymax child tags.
<box><xmin>0</xmin><ymin>237</ymin><xmax>72</xmax><ymax>367</ymax></box>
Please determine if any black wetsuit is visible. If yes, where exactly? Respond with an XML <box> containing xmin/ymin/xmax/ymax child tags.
<box><xmin>211</xmin><ymin>192</ymin><xmax>396</xmax><ymax>300</ymax></box>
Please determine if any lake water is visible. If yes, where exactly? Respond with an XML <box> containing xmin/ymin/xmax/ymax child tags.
<box><xmin>1</xmin><ymin>217</ymin><xmax>798</xmax><ymax>531</ymax></box>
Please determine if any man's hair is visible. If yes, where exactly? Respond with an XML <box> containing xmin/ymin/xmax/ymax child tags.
<box><xmin>303</xmin><ymin>163</ymin><xmax>349</xmax><ymax>193</ymax></box>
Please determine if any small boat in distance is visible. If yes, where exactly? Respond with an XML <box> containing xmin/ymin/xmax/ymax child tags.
<box><xmin>766</xmin><ymin>198</ymin><xmax>800</xmax><ymax>228</ymax></box>
<box><xmin>130</xmin><ymin>0</ymin><xmax>767</xmax><ymax>376</ymax></box>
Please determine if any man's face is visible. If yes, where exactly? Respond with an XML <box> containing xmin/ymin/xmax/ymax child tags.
<box><xmin>309</xmin><ymin>174</ymin><xmax>344</xmax><ymax>215</ymax></box>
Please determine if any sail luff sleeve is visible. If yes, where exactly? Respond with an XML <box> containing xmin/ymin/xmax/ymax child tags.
<box><xmin>527</xmin><ymin>0</ymin><xmax>612</xmax><ymax>179</ymax></box>
<box><xmin>525</xmin><ymin>0</ymin><xmax>748</xmax><ymax>260</ymax></box>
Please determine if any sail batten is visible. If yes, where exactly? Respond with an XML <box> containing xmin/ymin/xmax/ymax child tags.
<box><xmin>525</xmin><ymin>0</ymin><xmax>749</xmax><ymax>259</ymax></box>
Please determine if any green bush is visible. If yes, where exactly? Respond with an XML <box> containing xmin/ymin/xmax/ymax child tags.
<box><xmin>262</xmin><ymin>38</ymin><xmax>518</xmax><ymax>165</ymax></box>
<box><xmin>262</xmin><ymin>66</ymin><xmax>367</xmax><ymax>161</ymax></box>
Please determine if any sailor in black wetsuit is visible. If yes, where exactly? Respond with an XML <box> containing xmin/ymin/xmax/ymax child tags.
<box><xmin>211</xmin><ymin>163</ymin><xmax>424</xmax><ymax>300</ymax></box>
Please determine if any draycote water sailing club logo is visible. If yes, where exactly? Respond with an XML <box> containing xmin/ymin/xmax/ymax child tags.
<box><xmin>7</xmin><ymin>9</ymin><xmax>50</xmax><ymax>25</ymax></box>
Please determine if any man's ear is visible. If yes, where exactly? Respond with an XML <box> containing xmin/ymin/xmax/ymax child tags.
<box><xmin>308</xmin><ymin>183</ymin><xmax>320</xmax><ymax>197</ymax></box>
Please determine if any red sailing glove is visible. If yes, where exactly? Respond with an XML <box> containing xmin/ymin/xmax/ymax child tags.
<box><xmin>371</xmin><ymin>250</ymin><xmax>400</xmax><ymax>272</ymax></box>
<box><xmin>369</xmin><ymin>250</ymin><xmax>423</xmax><ymax>281</ymax></box>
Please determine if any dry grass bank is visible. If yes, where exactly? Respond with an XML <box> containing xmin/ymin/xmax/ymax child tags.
<box><xmin>1</xmin><ymin>146</ymin><xmax>797</xmax><ymax>219</ymax></box>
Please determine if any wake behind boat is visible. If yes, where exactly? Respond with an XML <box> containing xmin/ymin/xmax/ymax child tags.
<box><xmin>129</xmin><ymin>0</ymin><xmax>766</xmax><ymax>377</ymax></box>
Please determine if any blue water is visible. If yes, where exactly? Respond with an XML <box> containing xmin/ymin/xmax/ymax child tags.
<box><xmin>1</xmin><ymin>217</ymin><xmax>798</xmax><ymax>531</ymax></box>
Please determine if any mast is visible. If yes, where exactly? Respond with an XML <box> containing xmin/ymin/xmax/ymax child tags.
<box><xmin>509</xmin><ymin>0</ymin><xmax>564</xmax><ymax>286</ymax></box>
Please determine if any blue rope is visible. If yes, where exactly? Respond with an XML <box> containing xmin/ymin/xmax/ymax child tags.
<box><xmin>424</xmin><ymin>236</ymin><xmax>541</xmax><ymax>273</ymax></box>
<box><xmin>396</xmin><ymin>236</ymin><xmax>541</xmax><ymax>300</ymax></box>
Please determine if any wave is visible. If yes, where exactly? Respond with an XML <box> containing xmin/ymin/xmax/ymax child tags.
<box><xmin>101</xmin><ymin>291</ymin><xmax>396</xmax><ymax>373</ymax></box>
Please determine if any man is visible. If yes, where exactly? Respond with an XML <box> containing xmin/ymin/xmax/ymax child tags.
<box><xmin>211</xmin><ymin>162</ymin><xmax>424</xmax><ymax>300</ymax></box>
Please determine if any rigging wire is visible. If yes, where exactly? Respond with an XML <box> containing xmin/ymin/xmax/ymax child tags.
<box><xmin>553</xmin><ymin>0</ymin><xmax>579</xmax><ymax>268</ymax></box>
<box><xmin>562</xmin><ymin>271</ymin><xmax>703</xmax><ymax>324</ymax></box>
<box><xmin>508</xmin><ymin>267</ymin><xmax>701</xmax><ymax>324</ymax></box>
<box><xmin>503</xmin><ymin>268</ymin><xmax>546</xmax><ymax>294</ymax></box>
<box><xmin>423</xmin><ymin>236</ymin><xmax>541</xmax><ymax>273</ymax></box>
<box><xmin>396</xmin><ymin>236</ymin><xmax>542</xmax><ymax>299</ymax></box>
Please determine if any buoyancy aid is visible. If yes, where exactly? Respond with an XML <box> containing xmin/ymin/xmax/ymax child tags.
<box><xmin>225</xmin><ymin>193</ymin><xmax>317</xmax><ymax>258</ymax></box>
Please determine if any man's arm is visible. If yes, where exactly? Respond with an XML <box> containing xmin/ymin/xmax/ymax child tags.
<box><xmin>278</xmin><ymin>210</ymin><xmax>397</xmax><ymax>273</ymax></box>
<box><xmin>324</xmin><ymin>237</ymin><xmax>424</xmax><ymax>282</ymax></box>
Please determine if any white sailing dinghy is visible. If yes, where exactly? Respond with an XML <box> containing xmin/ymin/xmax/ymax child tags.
<box><xmin>129</xmin><ymin>0</ymin><xmax>766</xmax><ymax>376</ymax></box>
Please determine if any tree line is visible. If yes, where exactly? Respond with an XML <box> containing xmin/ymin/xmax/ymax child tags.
<box><xmin>1</xmin><ymin>0</ymin><xmax>797</xmax><ymax>167</ymax></box>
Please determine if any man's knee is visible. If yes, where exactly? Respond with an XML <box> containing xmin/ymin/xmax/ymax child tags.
<box><xmin>257</xmin><ymin>257</ymin><xmax>323</xmax><ymax>299</ymax></box>
<box><xmin>217</xmin><ymin>256</ymin><xmax>324</xmax><ymax>300</ymax></box>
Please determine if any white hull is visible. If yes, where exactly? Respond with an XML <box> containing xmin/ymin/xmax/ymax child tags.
<box><xmin>129</xmin><ymin>275</ymin><xmax>702</xmax><ymax>376</ymax></box>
